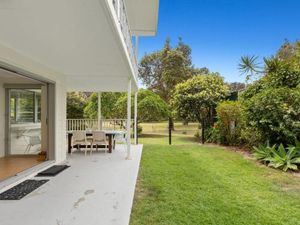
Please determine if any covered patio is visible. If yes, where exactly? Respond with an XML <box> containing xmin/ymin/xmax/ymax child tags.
<box><xmin>0</xmin><ymin>144</ymin><xmax>142</xmax><ymax>225</ymax></box>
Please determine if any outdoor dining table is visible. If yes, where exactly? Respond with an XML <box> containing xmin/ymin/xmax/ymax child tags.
<box><xmin>67</xmin><ymin>130</ymin><xmax>125</xmax><ymax>154</ymax></box>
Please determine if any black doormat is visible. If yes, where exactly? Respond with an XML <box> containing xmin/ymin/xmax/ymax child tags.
<box><xmin>0</xmin><ymin>179</ymin><xmax>49</xmax><ymax>200</ymax></box>
<box><xmin>36</xmin><ymin>165</ymin><xmax>70</xmax><ymax>177</ymax></box>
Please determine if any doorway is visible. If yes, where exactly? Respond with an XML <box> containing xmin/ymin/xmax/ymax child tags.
<box><xmin>0</xmin><ymin>68</ymin><xmax>51</xmax><ymax>181</ymax></box>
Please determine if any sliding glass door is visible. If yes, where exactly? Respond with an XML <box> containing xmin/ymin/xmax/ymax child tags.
<box><xmin>8</xmin><ymin>89</ymin><xmax>42</xmax><ymax>155</ymax></box>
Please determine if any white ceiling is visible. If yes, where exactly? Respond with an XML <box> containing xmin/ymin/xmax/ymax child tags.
<box><xmin>0</xmin><ymin>0</ymin><xmax>138</xmax><ymax>91</ymax></box>
<box><xmin>125</xmin><ymin>0</ymin><xmax>160</xmax><ymax>36</ymax></box>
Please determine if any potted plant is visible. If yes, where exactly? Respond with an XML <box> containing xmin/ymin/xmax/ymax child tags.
<box><xmin>37</xmin><ymin>151</ymin><xmax>47</xmax><ymax>161</ymax></box>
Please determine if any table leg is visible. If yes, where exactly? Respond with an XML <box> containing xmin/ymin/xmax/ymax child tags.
<box><xmin>108</xmin><ymin>135</ymin><xmax>112</xmax><ymax>153</ymax></box>
<box><xmin>68</xmin><ymin>133</ymin><xmax>72</xmax><ymax>154</ymax></box>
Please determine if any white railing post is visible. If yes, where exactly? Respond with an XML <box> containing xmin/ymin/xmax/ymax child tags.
<box><xmin>134</xmin><ymin>91</ymin><xmax>138</xmax><ymax>145</ymax></box>
<box><xmin>126</xmin><ymin>79</ymin><xmax>132</xmax><ymax>159</ymax></box>
<box><xmin>98</xmin><ymin>92</ymin><xmax>102</xmax><ymax>130</ymax></box>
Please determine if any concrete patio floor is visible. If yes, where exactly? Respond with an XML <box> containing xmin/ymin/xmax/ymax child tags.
<box><xmin>0</xmin><ymin>145</ymin><xmax>143</xmax><ymax>225</ymax></box>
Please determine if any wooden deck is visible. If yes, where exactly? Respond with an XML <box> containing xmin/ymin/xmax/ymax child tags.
<box><xmin>0</xmin><ymin>156</ymin><xmax>41</xmax><ymax>181</ymax></box>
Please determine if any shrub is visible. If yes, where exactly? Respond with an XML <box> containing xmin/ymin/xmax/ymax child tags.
<box><xmin>242</xmin><ymin>88</ymin><xmax>300</xmax><ymax>145</ymax></box>
<box><xmin>240</xmin><ymin>126</ymin><xmax>264</xmax><ymax>148</ymax></box>
<box><xmin>240</xmin><ymin>41</ymin><xmax>300</xmax><ymax>147</ymax></box>
<box><xmin>205</xmin><ymin>127</ymin><xmax>221</xmax><ymax>144</ymax></box>
<box><xmin>215</xmin><ymin>101</ymin><xmax>242</xmax><ymax>145</ymax></box>
<box><xmin>138</xmin><ymin>125</ymin><xmax>143</xmax><ymax>135</ymax></box>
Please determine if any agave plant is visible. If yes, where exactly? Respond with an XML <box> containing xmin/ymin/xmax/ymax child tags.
<box><xmin>267</xmin><ymin>144</ymin><xmax>300</xmax><ymax>172</ymax></box>
<box><xmin>252</xmin><ymin>142</ymin><xmax>275</xmax><ymax>163</ymax></box>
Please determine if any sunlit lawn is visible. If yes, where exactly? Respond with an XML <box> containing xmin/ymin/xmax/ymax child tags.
<box><xmin>130</xmin><ymin>134</ymin><xmax>300</xmax><ymax>225</ymax></box>
<box><xmin>140</xmin><ymin>121</ymin><xmax>199</xmax><ymax>136</ymax></box>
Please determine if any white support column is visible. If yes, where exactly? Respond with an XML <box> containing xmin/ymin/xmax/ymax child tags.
<box><xmin>126</xmin><ymin>79</ymin><xmax>132</xmax><ymax>159</ymax></box>
<box><xmin>135</xmin><ymin>34</ymin><xmax>139</xmax><ymax>61</ymax></box>
<box><xmin>134</xmin><ymin>91</ymin><xmax>138</xmax><ymax>145</ymax></box>
<box><xmin>98</xmin><ymin>92</ymin><xmax>102</xmax><ymax>130</ymax></box>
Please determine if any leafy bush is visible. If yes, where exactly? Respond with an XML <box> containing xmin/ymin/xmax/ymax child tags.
<box><xmin>240</xmin><ymin>41</ymin><xmax>300</xmax><ymax>147</ymax></box>
<box><xmin>138</xmin><ymin>125</ymin><xmax>143</xmax><ymax>135</ymax></box>
<box><xmin>253</xmin><ymin>141</ymin><xmax>300</xmax><ymax>171</ymax></box>
<box><xmin>240</xmin><ymin>126</ymin><xmax>264</xmax><ymax>148</ymax></box>
<box><xmin>215</xmin><ymin>101</ymin><xmax>242</xmax><ymax>145</ymax></box>
<box><xmin>205</xmin><ymin>127</ymin><xmax>221</xmax><ymax>144</ymax></box>
<box><xmin>242</xmin><ymin>87</ymin><xmax>300</xmax><ymax>145</ymax></box>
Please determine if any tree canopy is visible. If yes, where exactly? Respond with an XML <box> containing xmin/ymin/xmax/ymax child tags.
<box><xmin>139</xmin><ymin>38</ymin><xmax>208</xmax><ymax>102</ymax></box>
<box><xmin>67</xmin><ymin>92</ymin><xmax>86</xmax><ymax>119</ymax></box>
<box><xmin>172</xmin><ymin>73</ymin><xmax>229</xmax><ymax>126</ymax></box>
<box><xmin>84</xmin><ymin>92</ymin><xmax>122</xmax><ymax>119</ymax></box>
<box><xmin>114</xmin><ymin>89</ymin><xmax>169</xmax><ymax>122</ymax></box>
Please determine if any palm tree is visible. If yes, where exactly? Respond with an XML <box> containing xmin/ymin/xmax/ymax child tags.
<box><xmin>238</xmin><ymin>55</ymin><xmax>262</xmax><ymax>83</ymax></box>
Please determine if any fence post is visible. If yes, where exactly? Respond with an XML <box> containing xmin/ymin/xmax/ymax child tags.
<box><xmin>168</xmin><ymin>117</ymin><xmax>173</xmax><ymax>145</ymax></box>
<box><xmin>201</xmin><ymin>119</ymin><xmax>205</xmax><ymax>144</ymax></box>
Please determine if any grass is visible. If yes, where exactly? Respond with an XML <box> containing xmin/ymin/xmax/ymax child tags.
<box><xmin>130</xmin><ymin>134</ymin><xmax>300</xmax><ymax>225</ymax></box>
<box><xmin>140</xmin><ymin>122</ymin><xmax>199</xmax><ymax>136</ymax></box>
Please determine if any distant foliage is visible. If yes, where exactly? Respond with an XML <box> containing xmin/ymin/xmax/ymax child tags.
<box><xmin>114</xmin><ymin>89</ymin><xmax>169</xmax><ymax>122</ymax></box>
<box><xmin>67</xmin><ymin>92</ymin><xmax>87</xmax><ymax>119</ymax></box>
<box><xmin>84</xmin><ymin>92</ymin><xmax>122</xmax><ymax>119</ymax></box>
<box><xmin>228</xmin><ymin>82</ymin><xmax>246</xmax><ymax>92</ymax></box>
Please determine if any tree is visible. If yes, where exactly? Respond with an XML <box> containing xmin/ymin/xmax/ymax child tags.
<box><xmin>172</xmin><ymin>74</ymin><xmax>230</xmax><ymax>143</ymax></box>
<box><xmin>238</xmin><ymin>55</ymin><xmax>262</xmax><ymax>83</ymax></box>
<box><xmin>228</xmin><ymin>82</ymin><xmax>246</xmax><ymax>92</ymax></box>
<box><xmin>191</xmin><ymin>67</ymin><xmax>210</xmax><ymax>76</ymax></box>
<box><xmin>139</xmin><ymin>38</ymin><xmax>193</xmax><ymax>102</ymax></box>
<box><xmin>84</xmin><ymin>92</ymin><xmax>122</xmax><ymax>119</ymax></box>
<box><xmin>113</xmin><ymin>89</ymin><xmax>169</xmax><ymax>122</ymax></box>
<box><xmin>67</xmin><ymin>92</ymin><xmax>87</xmax><ymax>119</ymax></box>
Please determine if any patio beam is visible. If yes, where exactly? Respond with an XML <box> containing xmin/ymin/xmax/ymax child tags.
<box><xmin>126</xmin><ymin>78</ymin><xmax>132</xmax><ymax>159</ymax></box>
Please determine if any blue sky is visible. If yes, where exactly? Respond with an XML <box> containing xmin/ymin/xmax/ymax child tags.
<box><xmin>138</xmin><ymin>0</ymin><xmax>300</xmax><ymax>83</ymax></box>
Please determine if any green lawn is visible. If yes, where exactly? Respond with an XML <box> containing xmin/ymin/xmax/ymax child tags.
<box><xmin>130</xmin><ymin>135</ymin><xmax>300</xmax><ymax>225</ymax></box>
<box><xmin>140</xmin><ymin>122</ymin><xmax>199</xmax><ymax>136</ymax></box>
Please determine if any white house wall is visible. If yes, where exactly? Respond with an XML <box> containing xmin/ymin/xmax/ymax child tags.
<box><xmin>0</xmin><ymin>43</ymin><xmax>67</xmax><ymax>163</ymax></box>
<box><xmin>0</xmin><ymin>80</ymin><xmax>5</xmax><ymax>158</ymax></box>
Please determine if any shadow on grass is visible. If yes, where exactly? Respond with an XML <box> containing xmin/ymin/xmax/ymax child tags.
<box><xmin>139</xmin><ymin>133</ymin><xmax>199</xmax><ymax>144</ymax></box>
<box><xmin>139</xmin><ymin>133</ymin><xmax>168</xmax><ymax>138</ymax></box>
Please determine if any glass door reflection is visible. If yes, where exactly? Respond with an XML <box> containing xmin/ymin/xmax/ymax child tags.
<box><xmin>9</xmin><ymin>89</ymin><xmax>41</xmax><ymax>155</ymax></box>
